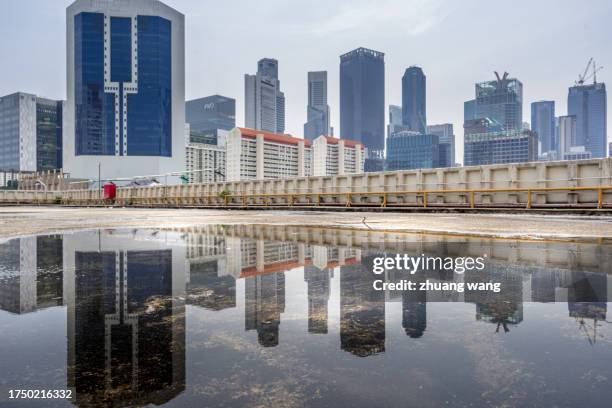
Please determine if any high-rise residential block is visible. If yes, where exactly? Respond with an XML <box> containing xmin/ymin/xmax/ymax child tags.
<box><xmin>427</xmin><ymin>123</ymin><xmax>455</xmax><ymax>167</ymax></box>
<box><xmin>402</xmin><ymin>66</ymin><xmax>426</xmax><ymax>134</ymax></box>
<box><xmin>185</xmin><ymin>125</ymin><xmax>227</xmax><ymax>184</ymax></box>
<box><xmin>304</xmin><ymin>71</ymin><xmax>331</xmax><ymax>141</ymax></box>
<box><xmin>245</xmin><ymin>58</ymin><xmax>285</xmax><ymax>134</ymax></box>
<box><xmin>568</xmin><ymin>82</ymin><xmax>607</xmax><ymax>158</ymax></box>
<box><xmin>64</xmin><ymin>0</ymin><xmax>185</xmax><ymax>183</ymax></box>
<box><xmin>0</xmin><ymin>92</ymin><xmax>63</xmax><ymax>173</ymax></box>
<box><xmin>225</xmin><ymin>127</ymin><xmax>311</xmax><ymax>181</ymax></box>
<box><xmin>340</xmin><ymin>47</ymin><xmax>385</xmax><ymax>164</ymax></box>
<box><xmin>311</xmin><ymin>136</ymin><xmax>364</xmax><ymax>176</ymax></box>
<box><xmin>531</xmin><ymin>101</ymin><xmax>556</xmax><ymax>154</ymax></box>
<box><xmin>186</xmin><ymin>95</ymin><xmax>235</xmax><ymax>144</ymax></box>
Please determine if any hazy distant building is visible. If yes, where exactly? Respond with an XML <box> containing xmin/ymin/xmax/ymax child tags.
<box><xmin>245</xmin><ymin>58</ymin><xmax>285</xmax><ymax>134</ymax></box>
<box><xmin>386</xmin><ymin>131</ymin><xmax>440</xmax><ymax>170</ymax></box>
<box><xmin>464</xmin><ymin>100</ymin><xmax>476</xmax><ymax>122</ymax></box>
<box><xmin>531</xmin><ymin>100</ymin><xmax>555</xmax><ymax>154</ymax></box>
<box><xmin>427</xmin><ymin>123</ymin><xmax>455</xmax><ymax>167</ymax></box>
<box><xmin>469</xmin><ymin>72</ymin><xmax>523</xmax><ymax>131</ymax></box>
<box><xmin>387</xmin><ymin>104</ymin><xmax>406</xmax><ymax>138</ymax></box>
<box><xmin>463</xmin><ymin>72</ymin><xmax>530</xmax><ymax>165</ymax></box>
<box><xmin>304</xmin><ymin>71</ymin><xmax>330</xmax><ymax>141</ymax></box>
<box><xmin>64</xmin><ymin>0</ymin><xmax>185</xmax><ymax>183</ymax></box>
<box><xmin>557</xmin><ymin>115</ymin><xmax>577</xmax><ymax>159</ymax></box>
<box><xmin>402</xmin><ymin>66</ymin><xmax>426</xmax><ymax>134</ymax></box>
<box><xmin>0</xmin><ymin>92</ymin><xmax>63</xmax><ymax>172</ymax></box>
<box><xmin>340</xmin><ymin>47</ymin><xmax>385</xmax><ymax>167</ymax></box>
<box><xmin>568</xmin><ymin>82</ymin><xmax>607</xmax><ymax>158</ymax></box>
<box><xmin>464</xmin><ymin>130</ymin><xmax>537</xmax><ymax>165</ymax></box>
<box><xmin>186</xmin><ymin>95</ymin><xmax>235</xmax><ymax>145</ymax></box>
<box><xmin>563</xmin><ymin>146</ymin><xmax>592</xmax><ymax>160</ymax></box>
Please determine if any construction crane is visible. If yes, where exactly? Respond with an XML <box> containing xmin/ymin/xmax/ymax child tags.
<box><xmin>576</xmin><ymin>58</ymin><xmax>604</xmax><ymax>85</ymax></box>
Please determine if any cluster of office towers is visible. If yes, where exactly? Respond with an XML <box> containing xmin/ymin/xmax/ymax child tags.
<box><xmin>0</xmin><ymin>0</ymin><xmax>608</xmax><ymax>188</ymax></box>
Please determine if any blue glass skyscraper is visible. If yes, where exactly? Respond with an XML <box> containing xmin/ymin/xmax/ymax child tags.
<box><xmin>340</xmin><ymin>47</ymin><xmax>385</xmax><ymax>163</ymax></box>
<box><xmin>402</xmin><ymin>66</ymin><xmax>426</xmax><ymax>134</ymax></box>
<box><xmin>568</xmin><ymin>82</ymin><xmax>607</xmax><ymax>158</ymax></box>
<box><xmin>531</xmin><ymin>101</ymin><xmax>556</xmax><ymax>154</ymax></box>
<box><xmin>64</xmin><ymin>0</ymin><xmax>185</xmax><ymax>183</ymax></box>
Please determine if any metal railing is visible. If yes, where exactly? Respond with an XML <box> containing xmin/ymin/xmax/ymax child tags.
<box><xmin>59</xmin><ymin>185</ymin><xmax>612</xmax><ymax>210</ymax></box>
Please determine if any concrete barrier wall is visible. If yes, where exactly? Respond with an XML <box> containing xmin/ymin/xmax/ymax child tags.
<box><xmin>60</xmin><ymin>158</ymin><xmax>612</xmax><ymax>208</ymax></box>
<box><xmin>0</xmin><ymin>190</ymin><xmax>60</xmax><ymax>204</ymax></box>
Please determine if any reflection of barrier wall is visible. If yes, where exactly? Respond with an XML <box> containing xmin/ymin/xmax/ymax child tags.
<box><xmin>59</xmin><ymin>158</ymin><xmax>612</xmax><ymax>209</ymax></box>
<box><xmin>168</xmin><ymin>224</ymin><xmax>612</xmax><ymax>277</ymax></box>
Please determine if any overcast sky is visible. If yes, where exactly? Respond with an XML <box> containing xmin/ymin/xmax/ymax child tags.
<box><xmin>1</xmin><ymin>0</ymin><xmax>610</xmax><ymax>163</ymax></box>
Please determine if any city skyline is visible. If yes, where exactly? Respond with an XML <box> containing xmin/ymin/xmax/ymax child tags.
<box><xmin>0</xmin><ymin>0</ymin><xmax>610</xmax><ymax>164</ymax></box>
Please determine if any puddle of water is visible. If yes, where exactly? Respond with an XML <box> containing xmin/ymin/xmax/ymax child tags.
<box><xmin>0</xmin><ymin>225</ymin><xmax>611</xmax><ymax>407</ymax></box>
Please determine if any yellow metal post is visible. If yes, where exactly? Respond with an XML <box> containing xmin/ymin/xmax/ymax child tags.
<box><xmin>526</xmin><ymin>190</ymin><xmax>532</xmax><ymax>209</ymax></box>
<box><xmin>470</xmin><ymin>191</ymin><xmax>475</xmax><ymax>208</ymax></box>
<box><xmin>598</xmin><ymin>188</ymin><xmax>603</xmax><ymax>209</ymax></box>
<box><xmin>423</xmin><ymin>191</ymin><xmax>428</xmax><ymax>208</ymax></box>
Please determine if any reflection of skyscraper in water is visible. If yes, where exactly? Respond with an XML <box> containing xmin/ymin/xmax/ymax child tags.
<box><xmin>465</xmin><ymin>264</ymin><xmax>524</xmax><ymax>333</ymax></box>
<box><xmin>402</xmin><ymin>285</ymin><xmax>427</xmax><ymax>338</ymax></box>
<box><xmin>66</xmin><ymin>245</ymin><xmax>185</xmax><ymax>406</ymax></box>
<box><xmin>567</xmin><ymin>270</ymin><xmax>607</xmax><ymax>321</ymax></box>
<box><xmin>340</xmin><ymin>255</ymin><xmax>385</xmax><ymax>357</ymax></box>
<box><xmin>184</xmin><ymin>233</ymin><xmax>235</xmax><ymax>311</ymax></box>
<box><xmin>245</xmin><ymin>272</ymin><xmax>286</xmax><ymax>347</ymax></box>
<box><xmin>0</xmin><ymin>236</ymin><xmax>63</xmax><ymax>314</ymax></box>
<box><xmin>304</xmin><ymin>265</ymin><xmax>332</xmax><ymax>334</ymax></box>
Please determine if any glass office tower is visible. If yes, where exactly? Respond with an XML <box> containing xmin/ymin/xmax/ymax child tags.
<box><xmin>186</xmin><ymin>95</ymin><xmax>235</xmax><ymax>144</ymax></box>
<box><xmin>386</xmin><ymin>131</ymin><xmax>440</xmax><ymax>170</ymax></box>
<box><xmin>0</xmin><ymin>92</ymin><xmax>62</xmax><ymax>172</ymax></box>
<box><xmin>474</xmin><ymin>72</ymin><xmax>523</xmax><ymax>131</ymax></box>
<box><xmin>402</xmin><ymin>66</ymin><xmax>426</xmax><ymax>134</ymax></box>
<box><xmin>531</xmin><ymin>101</ymin><xmax>556</xmax><ymax>154</ymax></box>
<box><xmin>568</xmin><ymin>82</ymin><xmax>607</xmax><ymax>158</ymax></box>
<box><xmin>304</xmin><ymin>71</ymin><xmax>331</xmax><ymax>141</ymax></box>
<box><xmin>340</xmin><ymin>47</ymin><xmax>385</xmax><ymax>166</ymax></box>
<box><xmin>64</xmin><ymin>0</ymin><xmax>185</xmax><ymax>183</ymax></box>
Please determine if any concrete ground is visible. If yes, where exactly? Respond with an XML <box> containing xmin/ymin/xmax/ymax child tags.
<box><xmin>0</xmin><ymin>206</ymin><xmax>611</xmax><ymax>242</ymax></box>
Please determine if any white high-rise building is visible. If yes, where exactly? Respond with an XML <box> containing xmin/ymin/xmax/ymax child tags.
<box><xmin>244</xmin><ymin>58</ymin><xmax>285</xmax><ymax>134</ymax></box>
<box><xmin>225</xmin><ymin>127</ymin><xmax>310</xmax><ymax>181</ymax></box>
<box><xmin>312</xmin><ymin>136</ymin><xmax>364</xmax><ymax>176</ymax></box>
<box><xmin>557</xmin><ymin>115</ymin><xmax>577</xmax><ymax>159</ymax></box>
<box><xmin>64</xmin><ymin>0</ymin><xmax>185</xmax><ymax>185</ymax></box>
